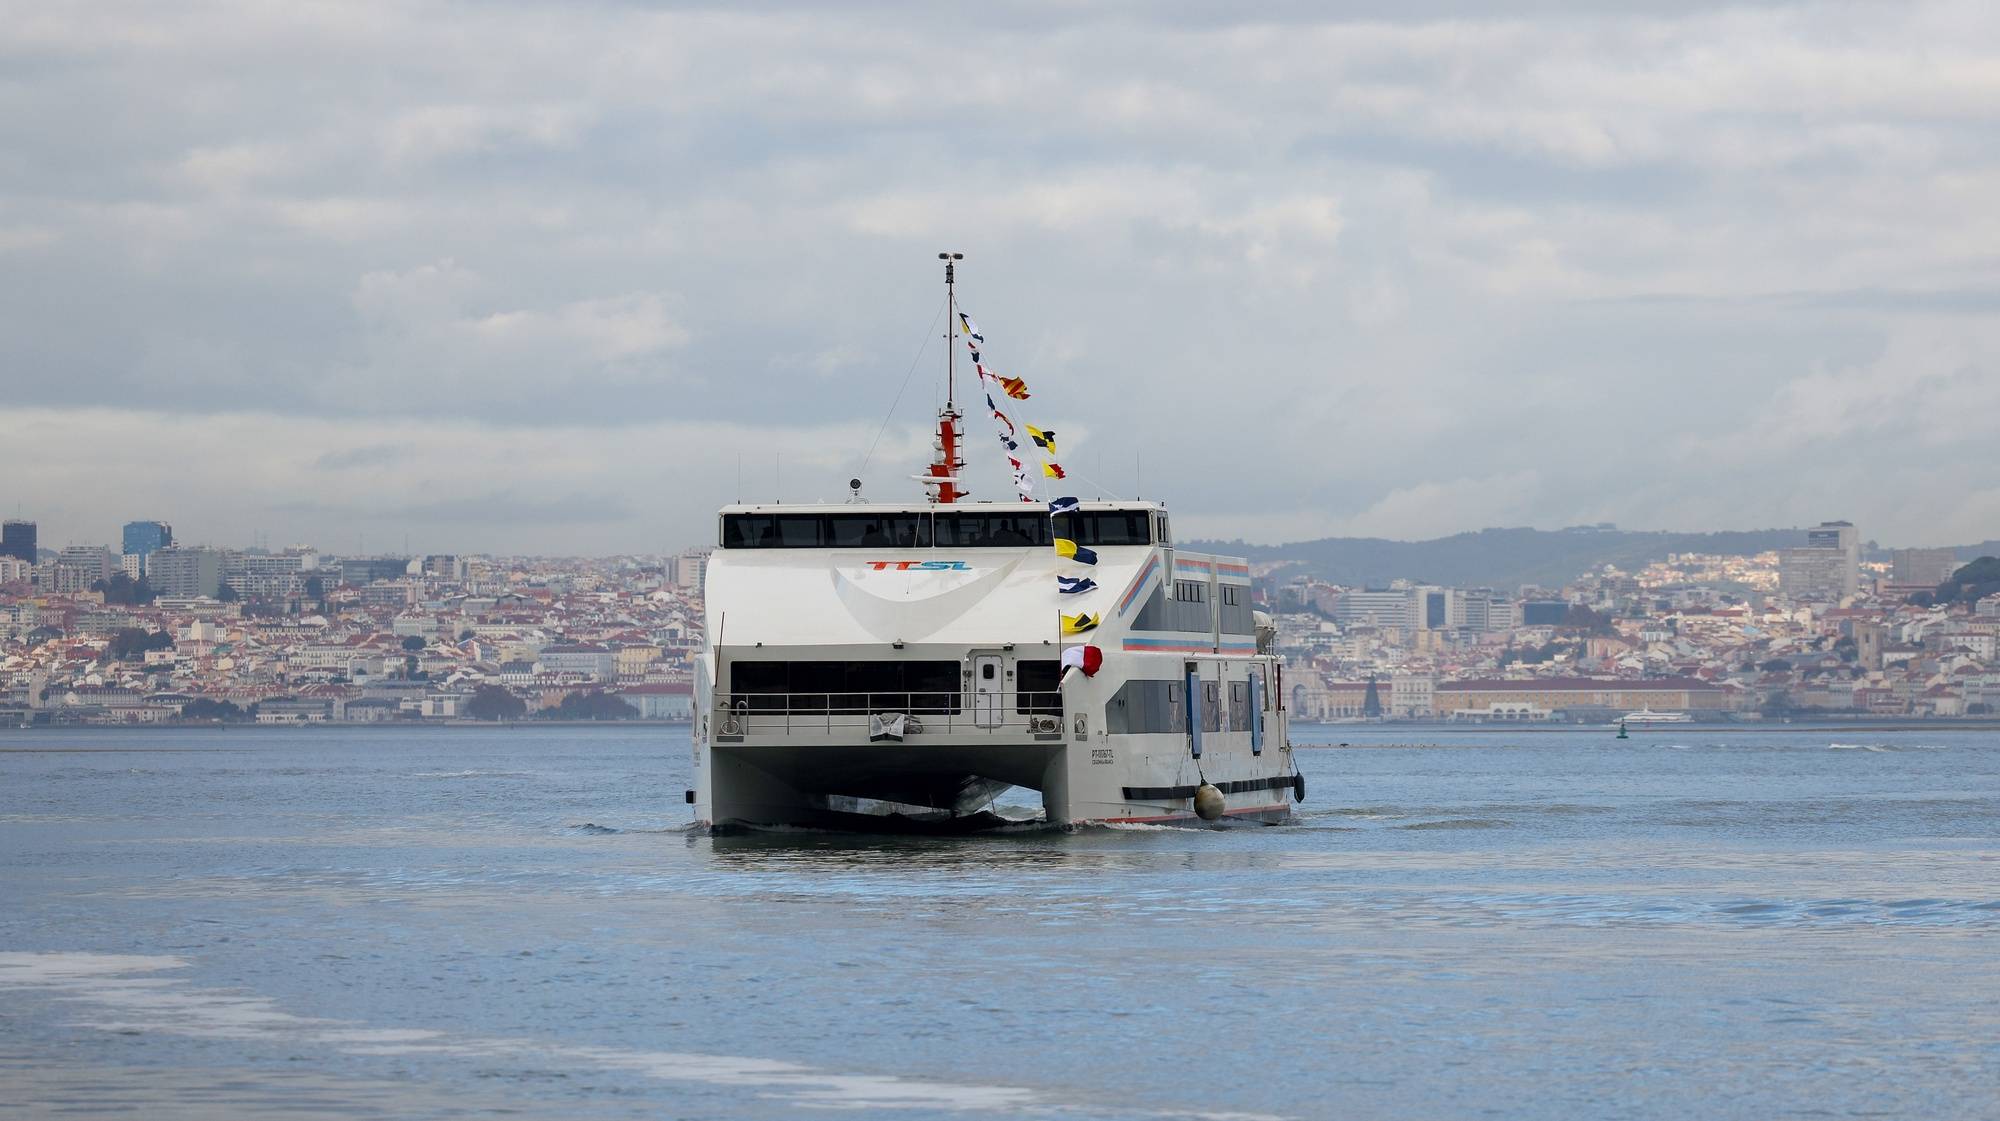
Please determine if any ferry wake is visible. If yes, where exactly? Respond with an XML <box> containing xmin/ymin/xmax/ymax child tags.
<box><xmin>689</xmin><ymin>255</ymin><xmax>1301</xmax><ymax>832</ymax></box>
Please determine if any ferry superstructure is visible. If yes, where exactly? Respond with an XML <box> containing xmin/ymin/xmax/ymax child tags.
<box><xmin>688</xmin><ymin>255</ymin><xmax>1299</xmax><ymax>831</ymax></box>
<box><xmin>691</xmin><ymin>500</ymin><xmax>1299</xmax><ymax>830</ymax></box>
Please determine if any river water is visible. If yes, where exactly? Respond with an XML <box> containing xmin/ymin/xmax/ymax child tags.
<box><xmin>2</xmin><ymin>723</ymin><xmax>1995</xmax><ymax>1120</ymax></box>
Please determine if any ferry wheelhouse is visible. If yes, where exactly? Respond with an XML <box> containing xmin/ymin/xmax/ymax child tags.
<box><xmin>689</xmin><ymin>257</ymin><xmax>1300</xmax><ymax>831</ymax></box>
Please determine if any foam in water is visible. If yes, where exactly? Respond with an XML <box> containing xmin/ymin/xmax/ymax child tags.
<box><xmin>0</xmin><ymin>952</ymin><xmax>1284</xmax><ymax>1120</ymax></box>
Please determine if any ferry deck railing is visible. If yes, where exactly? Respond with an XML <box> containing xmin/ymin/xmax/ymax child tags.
<box><xmin>712</xmin><ymin>690</ymin><xmax>1063</xmax><ymax>738</ymax></box>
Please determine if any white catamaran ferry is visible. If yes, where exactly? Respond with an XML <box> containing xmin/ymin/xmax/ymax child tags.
<box><xmin>689</xmin><ymin>257</ymin><xmax>1301</xmax><ymax>832</ymax></box>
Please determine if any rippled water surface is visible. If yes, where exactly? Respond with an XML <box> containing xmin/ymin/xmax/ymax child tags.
<box><xmin>3</xmin><ymin>723</ymin><xmax>1996</xmax><ymax>1119</ymax></box>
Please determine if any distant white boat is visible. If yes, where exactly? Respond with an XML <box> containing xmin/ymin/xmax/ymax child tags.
<box><xmin>1617</xmin><ymin>708</ymin><xmax>1692</xmax><ymax>725</ymax></box>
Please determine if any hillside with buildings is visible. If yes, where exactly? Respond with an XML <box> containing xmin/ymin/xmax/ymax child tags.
<box><xmin>1208</xmin><ymin>525</ymin><xmax>2000</xmax><ymax>593</ymax></box>
<box><xmin>1</xmin><ymin>518</ymin><xmax>713</xmax><ymax>726</ymax></box>
<box><xmin>2</xmin><ymin>514</ymin><xmax>1996</xmax><ymax>728</ymax></box>
<box><xmin>1269</xmin><ymin>522</ymin><xmax>2000</xmax><ymax>723</ymax></box>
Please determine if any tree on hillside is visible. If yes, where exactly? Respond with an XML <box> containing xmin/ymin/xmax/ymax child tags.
<box><xmin>1919</xmin><ymin>556</ymin><xmax>2000</xmax><ymax>607</ymax></box>
<box><xmin>91</xmin><ymin>572</ymin><xmax>157</xmax><ymax>606</ymax></box>
<box><xmin>401</xmin><ymin>636</ymin><xmax>426</xmax><ymax>652</ymax></box>
<box><xmin>101</xmin><ymin>628</ymin><xmax>173</xmax><ymax>663</ymax></box>
<box><xmin>178</xmin><ymin>697</ymin><xmax>247</xmax><ymax>722</ymax></box>
<box><xmin>1557</xmin><ymin>605</ymin><xmax>1616</xmax><ymax>635</ymax></box>
<box><xmin>545</xmin><ymin>691</ymin><xmax>640</xmax><ymax>721</ymax></box>
<box><xmin>464</xmin><ymin>684</ymin><xmax>526</xmax><ymax>721</ymax></box>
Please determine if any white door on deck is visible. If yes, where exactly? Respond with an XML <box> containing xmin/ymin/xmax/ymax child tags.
<box><xmin>972</xmin><ymin>655</ymin><xmax>1003</xmax><ymax>728</ymax></box>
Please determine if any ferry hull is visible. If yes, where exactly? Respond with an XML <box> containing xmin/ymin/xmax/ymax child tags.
<box><xmin>696</xmin><ymin>730</ymin><xmax>1298</xmax><ymax>834</ymax></box>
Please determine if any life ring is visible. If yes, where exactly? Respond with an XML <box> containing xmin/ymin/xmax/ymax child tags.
<box><xmin>1291</xmin><ymin>773</ymin><xmax>1305</xmax><ymax>802</ymax></box>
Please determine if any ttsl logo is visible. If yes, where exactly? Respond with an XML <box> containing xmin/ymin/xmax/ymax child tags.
<box><xmin>866</xmin><ymin>560</ymin><xmax>972</xmax><ymax>571</ymax></box>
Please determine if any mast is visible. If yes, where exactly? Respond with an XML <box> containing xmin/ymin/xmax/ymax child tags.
<box><xmin>928</xmin><ymin>251</ymin><xmax>966</xmax><ymax>504</ymax></box>
<box><xmin>944</xmin><ymin>251</ymin><xmax>958</xmax><ymax>412</ymax></box>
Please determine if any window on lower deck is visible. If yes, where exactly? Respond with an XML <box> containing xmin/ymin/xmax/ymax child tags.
<box><xmin>1104</xmin><ymin>679</ymin><xmax>1184</xmax><ymax>735</ymax></box>
<box><xmin>1015</xmin><ymin>659</ymin><xmax>1061</xmax><ymax>715</ymax></box>
<box><xmin>729</xmin><ymin>660</ymin><xmax>962</xmax><ymax>713</ymax></box>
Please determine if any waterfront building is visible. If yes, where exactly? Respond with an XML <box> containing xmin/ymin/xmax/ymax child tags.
<box><xmin>1389</xmin><ymin>673</ymin><xmax>1435</xmax><ymax>717</ymax></box>
<box><xmin>1432</xmin><ymin>677</ymin><xmax>1747</xmax><ymax>719</ymax></box>
<box><xmin>615</xmin><ymin>681</ymin><xmax>694</xmax><ymax>720</ymax></box>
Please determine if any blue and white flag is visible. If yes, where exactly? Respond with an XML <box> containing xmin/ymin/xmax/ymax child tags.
<box><xmin>1048</xmin><ymin>496</ymin><xmax>1080</xmax><ymax>515</ymax></box>
<box><xmin>1057</xmin><ymin>576</ymin><xmax>1098</xmax><ymax>595</ymax></box>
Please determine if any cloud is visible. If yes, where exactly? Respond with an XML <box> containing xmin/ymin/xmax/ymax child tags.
<box><xmin>0</xmin><ymin>1</ymin><xmax>1996</xmax><ymax>553</ymax></box>
<box><xmin>0</xmin><ymin>407</ymin><xmax>928</xmax><ymax>555</ymax></box>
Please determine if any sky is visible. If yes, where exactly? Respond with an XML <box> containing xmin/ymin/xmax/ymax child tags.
<box><xmin>2</xmin><ymin>0</ymin><xmax>1998</xmax><ymax>556</ymax></box>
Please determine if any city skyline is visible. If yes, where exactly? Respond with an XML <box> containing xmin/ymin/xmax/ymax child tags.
<box><xmin>2</xmin><ymin>3</ymin><xmax>1998</xmax><ymax>553</ymax></box>
<box><xmin>5</xmin><ymin>503</ymin><xmax>2000</xmax><ymax>565</ymax></box>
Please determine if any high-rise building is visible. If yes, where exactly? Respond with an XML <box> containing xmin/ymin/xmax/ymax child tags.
<box><xmin>1805</xmin><ymin>520</ymin><xmax>1860</xmax><ymax>598</ymax></box>
<box><xmin>1333</xmin><ymin>589</ymin><xmax>1415</xmax><ymax>628</ymax></box>
<box><xmin>55</xmin><ymin>545</ymin><xmax>116</xmax><ymax>590</ymax></box>
<box><xmin>120</xmin><ymin>521</ymin><xmax>173</xmax><ymax>573</ymax></box>
<box><xmin>338</xmin><ymin>557</ymin><xmax>412</xmax><ymax>586</ymax></box>
<box><xmin>1778</xmin><ymin>548</ymin><xmax>1846</xmax><ymax>601</ymax></box>
<box><xmin>0</xmin><ymin>520</ymin><xmax>35</xmax><ymax>564</ymax></box>
<box><xmin>148</xmin><ymin>546</ymin><xmax>226</xmax><ymax>598</ymax></box>
<box><xmin>672</xmin><ymin>549</ymin><xmax>711</xmax><ymax>592</ymax></box>
<box><xmin>1892</xmin><ymin>547</ymin><xmax>1959</xmax><ymax>586</ymax></box>
<box><xmin>1781</xmin><ymin>521</ymin><xmax>1861</xmax><ymax>601</ymax></box>
<box><xmin>223</xmin><ymin>551</ymin><xmax>309</xmax><ymax>600</ymax></box>
<box><xmin>418</xmin><ymin>555</ymin><xmax>467</xmax><ymax>580</ymax></box>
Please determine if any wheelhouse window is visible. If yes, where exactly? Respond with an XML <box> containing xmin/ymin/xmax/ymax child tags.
<box><xmin>825</xmin><ymin>513</ymin><xmax>931</xmax><ymax>548</ymax></box>
<box><xmin>933</xmin><ymin>512</ymin><xmax>1052</xmax><ymax>547</ymax></box>
<box><xmin>722</xmin><ymin>509</ymin><xmax>1140</xmax><ymax>549</ymax></box>
<box><xmin>721</xmin><ymin>512</ymin><xmax>933</xmax><ymax>549</ymax></box>
<box><xmin>1052</xmin><ymin>510</ymin><xmax>1151</xmax><ymax>547</ymax></box>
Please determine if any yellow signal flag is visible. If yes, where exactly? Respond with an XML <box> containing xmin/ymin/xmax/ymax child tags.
<box><xmin>1062</xmin><ymin>612</ymin><xmax>1101</xmax><ymax>635</ymax></box>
